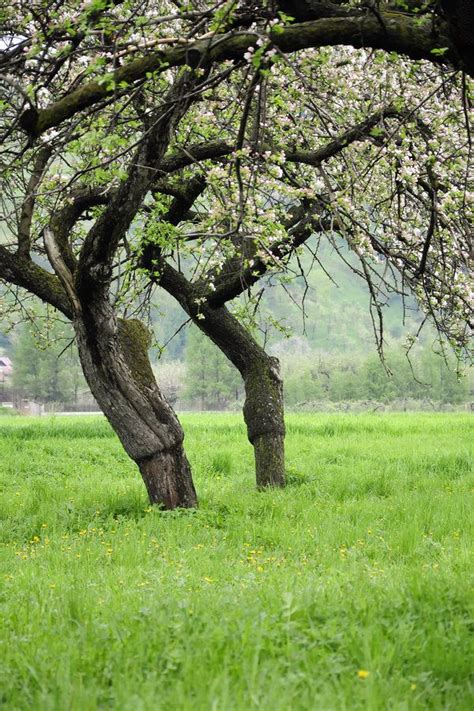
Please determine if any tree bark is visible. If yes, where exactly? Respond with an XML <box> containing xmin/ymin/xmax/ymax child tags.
<box><xmin>242</xmin><ymin>358</ymin><xmax>286</xmax><ymax>489</ymax></box>
<box><xmin>441</xmin><ymin>0</ymin><xmax>474</xmax><ymax>75</ymax></box>
<box><xmin>73</xmin><ymin>303</ymin><xmax>197</xmax><ymax>509</ymax></box>
<box><xmin>199</xmin><ymin>315</ymin><xmax>286</xmax><ymax>488</ymax></box>
<box><xmin>138</xmin><ymin>445</ymin><xmax>195</xmax><ymax>509</ymax></box>
<box><xmin>158</xmin><ymin>265</ymin><xmax>286</xmax><ymax>488</ymax></box>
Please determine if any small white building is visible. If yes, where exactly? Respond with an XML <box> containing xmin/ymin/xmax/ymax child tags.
<box><xmin>0</xmin><ymin>356</ymin><xmax>13</xmax><ymax>382</ymax></box>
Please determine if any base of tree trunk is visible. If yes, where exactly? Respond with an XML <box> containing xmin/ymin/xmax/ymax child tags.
<box><xmin>138</xmin><ymin>445</ymin><xmax>197</xmax><ymax>509</ymax></box>
<box><xmin>253</xmin><ymin>433</ymin><xmax>286</xmax><ymax>488</ymax></box>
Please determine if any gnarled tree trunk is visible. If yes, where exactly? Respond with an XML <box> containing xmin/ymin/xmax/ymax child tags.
<box><xmin>197</xmin><ymin>310</ymin><xmax>286</xmax><ymax>488</ymax></box>
<box><xmin>74</xmin><ymin>303</ymin><xmax>197</xmax><ymax>509</ymax></box>
<box><xmin>158</xmin><ymin>265</ymin><xmax>286</xmax><ymax>488</ymax></box>
<box><xmin>441</xmin><ymin>0</ymin><xmax>474</xmax><ymax>74</ymax></box>
<box><xmin>242</xmin><ymin>357</ymin><xmax>285</xmax><ymax>488</ymax></box>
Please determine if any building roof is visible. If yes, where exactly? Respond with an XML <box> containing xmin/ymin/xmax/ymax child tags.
<box><xmin>0</xmin><ymin>357</ymin><xmax>13</xmax><ymax>373</ymax></box>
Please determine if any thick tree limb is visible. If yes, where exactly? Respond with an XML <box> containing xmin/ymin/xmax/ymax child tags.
<box><xmin>76</xmin><ymin>72</ymin><xmax>199</xmax><ymax>300</ymax></box>
<box><xmin>441</xmin><ymin>0</ymin><xmax>474</xmax><ymax>73</ymax></box>
<box><xmin>20</xmin><ymin>13</ymin><xmax>457</xmax><ymax>138</ymax></box>
<box><xmin>50</xmin><ymin>186</ymin><xmax>112</xmax><ymax>272</ymax></box>
<box><xmin>285</xmin><ymin>106</ymin><xmax>402</xmax><ymax>165</ymax></box>
<box><xmin>159</xmin><ymin>103</ymin><xmax>403</xmax><ymax>177</ymax></box>
<box><xmin>43</xmin><ymin>228</ymin><xmax>82</xmax><ymax>315</ymax></box>
<box><xmin>157</xmin><ymin>261</ymin><xmax>279</xmax><ymax>378</ymax></box>
<box><xmin>0</xmin><ymin>246</ymin><xmax>72</xmax><ymax>317</ymax></box>
<box><xmin>156</xmin><ymin>140</ymin><xmax>234</xmax><ymax>173</ymax></box>
<box><xmin>161</xmin><ymin>176</ymin><xmax>207</xmax><ymax>226</ymax></box>
<box><xmin>277</xmin><ymin>0</ymin><xmax>360</xmax><ymax>21</ymax></box>
<box><xmin>206</xmin><ymin>209</ymin><xmax>333</xmax><ymax>307</ymax></box>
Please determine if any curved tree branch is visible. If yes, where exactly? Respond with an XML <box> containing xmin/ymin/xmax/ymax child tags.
<box><xmin>20</xmin><ymin>12</ymin><xmax>457</xmax><ymax>139</ymax></box>
<box><xmin>0</xmin><ymin>246</ymin><xmax>72</xmax><ymax>318</ymax></box>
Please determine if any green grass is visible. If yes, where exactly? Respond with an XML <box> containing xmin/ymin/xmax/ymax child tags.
<box><xmin>0</xmin><ymin>413</ymin><xmax>472</xmax><ymax>710</ymax></box>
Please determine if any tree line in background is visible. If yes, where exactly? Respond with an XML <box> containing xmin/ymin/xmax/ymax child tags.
<box><xmin>181</xmin><ymin>328</ymin><xmax>470</xmax><ymax>408</ymax></box>
<box><xmin>282</xmin><ymin>350</ymin><xmax>469</xmax><ymax>407</ymax></box>
<box><xmin>2</xmin><ymin>319</ymin><xmax>469</xmax><ymax>409</ymax></box>
<box><xmin>1</xmin><ymin>319</ymin><xmax>85</xmax><ymax>404</ymax></box>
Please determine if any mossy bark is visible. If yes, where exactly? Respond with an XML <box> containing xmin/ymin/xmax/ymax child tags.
<box><xmin>253</xmin><ymin>434</ymin><xmax>286</xmax><ymax>488</ymax></box>
<box><xmin>74</xmin><ymin>304</ymin><xmax>197</xmax><ymax>509</ymax></box>
<box><xmin>243</xmin><ymin>359</ymin><xmax>286</xmax><ymax>489</ymax></box>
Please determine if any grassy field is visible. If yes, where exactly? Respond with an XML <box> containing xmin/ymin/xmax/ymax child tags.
<box><xmin>0</xmin><ymin>413</ymin><xmax>472</xmax><ymax>710</ymax></box>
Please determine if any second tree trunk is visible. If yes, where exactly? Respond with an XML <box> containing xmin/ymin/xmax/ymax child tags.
<box><xmin>243</xmin><ymin>359</ymin><xmax>286</xmax><ymax>488</ymax></box>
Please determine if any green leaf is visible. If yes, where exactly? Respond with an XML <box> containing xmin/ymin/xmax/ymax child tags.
<box><xmin>430</xmin><ymin>47</ymin><xmax>449</xmax><ymax>57</ymax></box>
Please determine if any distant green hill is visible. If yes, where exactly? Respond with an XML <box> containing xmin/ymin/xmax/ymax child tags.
<box><xmin>262</xmin><ymin>245</ymin><xmax>426</xmax><ymax>355</ymax></box>
<box><xmin>152</xmin><ymin>240</ymin><xmax>429</xmax><ymax>362</ymax></box>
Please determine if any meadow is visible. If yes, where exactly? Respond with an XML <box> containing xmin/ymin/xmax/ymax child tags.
<box><xmin>0</xmin><ymin>412</ymin><xmax>472</xmax><ymax>710</ymax></box>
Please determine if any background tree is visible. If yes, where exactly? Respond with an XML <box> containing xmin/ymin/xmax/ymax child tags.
<box><xmin>11</xmin><ymin>317</ymin><xmax>85</xmax><ymax>403</ymax></box>
<box><xmin>184</xmin><ymin>327</ymin><xmax>242</xmax><ymax>410</ymax></box>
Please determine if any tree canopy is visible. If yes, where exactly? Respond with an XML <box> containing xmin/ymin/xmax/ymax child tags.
<box><xmin>1</xmin><ymin>1</ymin><xmax>471</xmax><ymax>348</ymax></box>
